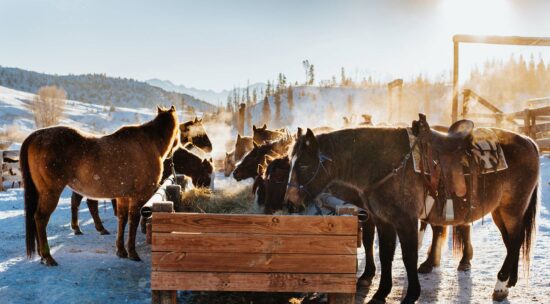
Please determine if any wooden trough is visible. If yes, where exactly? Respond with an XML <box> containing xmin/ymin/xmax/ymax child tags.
<box><xmin>149</xmin><ymin>207</ymin><xmax>359</xmax><ymax>304</ymax></box>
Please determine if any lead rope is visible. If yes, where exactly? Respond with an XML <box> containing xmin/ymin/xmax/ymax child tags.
<box><xmin>170</xmin><ymin>153</ymin><xmax>177</xmax><ymax>181</ymax></box>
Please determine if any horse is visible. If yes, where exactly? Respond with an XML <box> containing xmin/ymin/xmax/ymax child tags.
<box><xmin>234</xmin><ymin>134</ymin><xmax>254</xmax><ymax>161</ymax></box>
<box><xmin>285</xmin><ymin>121</ymin><xmax>539</xmax><ymax>303</ymax></box>
<box><xmin>252</xmin><ymin>124</ymin><xmax>286</xmax><ymax>145</ymax></box>
<box><xmin>69</xmin><ymin>117</ymin><xmax>212</xmax><ymax>235</ymax></box>
<box><xmin>162</xmin><ymin>147</ymin><xmax>213</xmax><ymax>187</ymax></box>
<box><xmin>21</xmin><ymin>106</ymin><xmax>180</xmax><ymax>266</ymax></box>
<box><xmin>254</xmin><ymin>154</ymin><xmax>377</xmax><ymax>287</ymax></box>
<box><xmin>224</xmin><ymin>150</ymin><xmax>236</xmax><ymax>177</ymax></box>
<box><xmin>233</xmin><ymin>135</ymin><xmax>293</xmax><ymax>181</ymax></box>
<box><xmin>179</xmin><ymin>117</ymin><xmax>212</xmax><ymax>153</ymax></box>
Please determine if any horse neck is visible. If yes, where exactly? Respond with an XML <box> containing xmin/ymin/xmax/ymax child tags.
<box><xmin>146</xmin><ymin>119</ymin><xmax>176</xmax><ymax>158</ymax></box>
<box><xmin>319</xmin><ymin>128</ymin><xmax>408</xmax><ymax>185</ymax></box>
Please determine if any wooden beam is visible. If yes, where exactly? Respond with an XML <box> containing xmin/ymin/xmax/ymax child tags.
<box><xmin>152</xmin><ymin>251</ymin><xmax>356</xmax><ymax>274</ymax></box>
<box><xmin>535</xmin><ymin>122</ymin><xmax>550</xmax><ymax>134</ymax></box>
<box><xmin>536</xmin><ymin>138</ymin><xmax>550</xmax><ymax>151</ymax></box>
<box><xmin>153</xmin><ymin>233</ymin><xmax>357</xmax><ymax>255</ymax></box>
<box><xmin>151</xmin><ymin>272</ymin><xmax>357</xmax><ymax>293</ymax></box>
<box><xmin>454</xmin><ymin>34</ymin><xmax>550</xmax><ymax>46</ymax></box>
<box><xmin>152</xmin><ymin>213</ymin><xmax>358</xmax><ymax>235</ymax></box>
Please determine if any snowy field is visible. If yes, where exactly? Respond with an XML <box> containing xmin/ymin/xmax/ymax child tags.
<box><xmin>0</xmin><ymin>158</ymin><xmax>549</xmax><ymax>303</ymax></box>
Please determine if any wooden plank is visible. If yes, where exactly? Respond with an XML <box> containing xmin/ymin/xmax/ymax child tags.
<box><xmin>152</xmin><ymin>213</ymin><xmax>357</xmax><ymax>235</ymax></box>
<box><xmin>2</xmin><ymin>175</ymin><xmax>21</xmax><ymax>182</ymax></box>
<box><xmin>530</xmin><ymin>105</ymin><xmax>550</xmax><ymax>117</ymax></box>
<box><xmin>152</xmin><ymin>251</ymin><xmax>356</xmax><ymax>274</ymax></box>
<box><xmin>536</xmin><ymin>138</ymin><xmax>550</xmax><ymax>151</ymax></box>
<box><xmin>535</xmin><ymin>122</ymin><xmax>550</xmax><ymax>134</ymax></box>
<box><xmin>454</xmin><ymin>34</ymin><xmax>550</xmax><ymax>46</ymax></box>
<box><xmin>151</xmin><ymin>272</ymin><xmax>356</xmax><ymax>293</ymax></box>
<box><xmin>152</xmin><ymin>232</ymin><xmax>357</xmax><ymax>255</ymax></box>
<box><xmin>3</xmin><ymin>150</ymin><xmax>19</xmax><ymax>161</ymax></box>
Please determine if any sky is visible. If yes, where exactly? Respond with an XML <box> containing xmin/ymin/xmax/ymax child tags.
<box><xmin>1</xmin><ymin>0</ymin><xmax>550</xmax><ymax>91</ymax></box>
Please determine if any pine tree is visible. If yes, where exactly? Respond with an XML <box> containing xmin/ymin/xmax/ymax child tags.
<box><xmin>237</xmin><ymin>103</ymin><xmax>245</xmax><ymax>135</ymax></box>
<box><xmin>261</xmin><ymin>96</ymin><xmax>271</xmax><ymax>126</ymax></box>
<box><xmin>308</xmin><ymin>65</ymin><xmax>315</xmax><ymax>85</ymax></box>
<box><xmin>287</xmin><ymin>85</ymin><xmax>294</xmax><ymax>111</ymax></box>
<box><xmin>252</xmin><ymin>89</ymin><xmax>258</xmax><ymax>105</ymax></box>
<box><xmin>302</xmin><ymin>60</ymin><xmax>310</xmax><ymax>85</ymax></box>
<box><xmin>341</xmin><ymin>67</ymin><xmax>346</xmax><ymax>86</ymax></box>
<box><xmin>274</xmin><ymin>92</ymin><xmax>281</xmax><ymax>127</ymax></box>
<box><xmin>266</xmin><ymin>81</ymin><xmax>272</xmax><ymax>97</ymax></box>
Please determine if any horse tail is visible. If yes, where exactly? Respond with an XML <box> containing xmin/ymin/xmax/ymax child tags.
<box><xmin>452</xmin><ymin>226</ymin><xmax>464</xmax><ymax>257</ymax></box>
<box><xmin>521</xmin><ymin>182</ymin><xmax>538</xmax><ymax>274</ymax></box>
<box><xmin>20</xmin><ymin>135</ymin><xmax>38</xmax><ymax>258</ymax></box>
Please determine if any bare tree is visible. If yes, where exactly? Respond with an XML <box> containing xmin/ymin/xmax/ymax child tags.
<box><xmin>30</xmin><ymin>85</ymin><xmax>66</xmax><ymax>128</ymax></box>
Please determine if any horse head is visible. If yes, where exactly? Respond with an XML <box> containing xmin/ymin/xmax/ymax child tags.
<box><xmin>285</xmin><ymin>128</ymin><xmax>332</xmax><ymax>208</ymax></box>
<box><xmin>179</xmin><ymin>118</ymin><xmax>212</xmax><ymax>153</ymax></box>
<box><xmin>223</xmin><ymin>150</ymin><xmax>236</xmax><ymax>177</ymax></box>
<box><xmin>232</xmin><ymin>141</ymin><xmax>272</xmax><ymax>181</ymax></box>
<box><xmin>234</xmin><ymin>134</ymin><xmax>254</xmax><ymax>161</ymax></box>
<box><xmin>156</xmin><ymin>105</ymin><xmax>180</xmax><ymax>158</ymax></box>
<box><xmin>263</xmin><ymin>156</ymin><xmax>291</xmax><ymax>214</ymax></box>
<box><xmin>252</xmin><ymin>124</ymin><xmax>285</xmax><ymax>146</ymax></box>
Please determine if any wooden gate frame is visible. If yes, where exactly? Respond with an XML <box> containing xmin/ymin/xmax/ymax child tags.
<box><xmin>451</xmin><ymin>34</ymin><xmax>550</xmax><ymax>123</ymax></box>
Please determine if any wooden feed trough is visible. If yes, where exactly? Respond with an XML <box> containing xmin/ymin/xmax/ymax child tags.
<box><xmin>150</xmin><ymin>209</ymin><xmax>359</xmax><ymax>304</ymax></box>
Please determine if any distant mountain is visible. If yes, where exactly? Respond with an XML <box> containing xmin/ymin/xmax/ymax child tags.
<box><xmin>0</xmin><ymin>66</ymin><xmax>217</xmax><ymax>113</ymax></box>
<box><xmin>147</xmin><ymin>78</ymin><xmax>266</xmax><ymax>105</ymax></box>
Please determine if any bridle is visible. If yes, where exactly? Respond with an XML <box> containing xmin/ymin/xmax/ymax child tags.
<box><xmin>287</xmin><ymin>153</ymin><xmax>332</xmax><ymax>198</ymax></box>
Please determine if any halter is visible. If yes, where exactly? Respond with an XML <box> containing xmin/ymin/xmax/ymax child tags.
<box><xmin>287</xmin><ymin>153</ymin><xmax>332</xmax><ymax>197</ymax></box>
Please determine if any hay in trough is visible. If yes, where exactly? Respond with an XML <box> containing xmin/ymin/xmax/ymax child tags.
<box><xmin>182</xmin><ymin>184</ymin><xmax>257</xmax><ymax>214</ymax></box>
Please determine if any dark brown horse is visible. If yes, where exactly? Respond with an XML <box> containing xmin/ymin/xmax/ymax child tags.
<box><xmin>233</xmin><ymin>135</ymin><xmax>293</xmax><ymax>181</ymax></box>
<box><xmin>21</xmin><ymin>106</ymin><xmax>180</xmax><ymax>266</ymax></box>
<box><xmin>252</xmin><ymin>124</ymin><xmax>285</xmax><ymax>145</ymax></box>
<box><xmin>285</xmin><ymin>123</ymin><xmax>538</xmax><ymax>303</ymax></box>
<box><xmin>69</xmin><ymin>117</ymin><xmax>212</xmax><ymax>235</ymax></box>
<box><xmin>162</xmin><ymin>147</ymin><xmax>213</xmax><ymax>187</ymax></box>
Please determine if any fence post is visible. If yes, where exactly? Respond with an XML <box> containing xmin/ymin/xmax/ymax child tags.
<box><xmin>523</xmin><ymin>109</ymin><xmax>531</xmax><ymax>138</ymax></box>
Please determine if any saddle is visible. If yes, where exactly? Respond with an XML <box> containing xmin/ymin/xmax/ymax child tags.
<box><xmin>412</xmin><ymin>114</ymin><xmax>479</xmax><ymax>221</ymax></box>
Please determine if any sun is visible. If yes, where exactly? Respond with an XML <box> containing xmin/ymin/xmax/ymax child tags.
<box><xmin>437</xmin><ymin>0</ymin><xmax>514</xmax><ymax>36</ymax></box>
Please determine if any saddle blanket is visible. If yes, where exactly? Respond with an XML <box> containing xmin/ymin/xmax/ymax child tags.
<box><xmin>407</xmin><ymin>127</ymin><xmax>508</xmax><ymax>175</ymax></box>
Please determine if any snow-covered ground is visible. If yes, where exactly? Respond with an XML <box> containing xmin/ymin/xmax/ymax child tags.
<box><xmin>0</xmin><ymin>158</ymin><xmax>548</xmax><ymax>303</ymax></box>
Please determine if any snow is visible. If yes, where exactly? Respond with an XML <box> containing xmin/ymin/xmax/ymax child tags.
<box><xmin>0</xmin><ymin>150</ymin><xmax>548</xmax><ymax>302</ymax></box>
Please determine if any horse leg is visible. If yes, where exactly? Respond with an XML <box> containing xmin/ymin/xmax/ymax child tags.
<box><xmin>70</xmin><ymin>192</ymin><xmax>84</xmax><ymax>235</ymax></box>
<box><xmin>126</xmin><ymin>201</ymin><xmax>142</xmax><ymax>261</ymax></box>
<box><xmin>115</xmin><ymin>198</ymin><xmax>129</xmax><ymax>258</ymax></box>
<box><xmin>35</xmin><ymin>190</ymin><xmax>61</xmax><ymax>266</ymax></box>
<box><xmin>87</xmin><ymin>199</ymin><xmax>110</xmax><ymax>235</ymax></box>
<box><xmin>111</xmin><ymin>199</ymin><xmax>117</xmax><ymax>216</ymax></box>
<box><xmin>457</xmin><ymin>225</ymin><xmax>473</xmax><ymax>271</ymax></box>
<box><xmin>491</xmin><ymin>208</ymin><xmax>523</xmax><ymax>301</ymax></box>
<box><xmin>358</xmin><ymin>218</ymin><xmax>376</xmax><ymax>287</ymax></box>
<box><xmin>368</xmin><ymin>220</ymin><xmax>396</xmax><ymax>304</ymax></box>
<box><xmin>418</xmin><ymin>225</ymin><xmax>447</xmax><ymax>273</ymax></box>
<box><xmin>396</xmin><ymin>217</ymin><xmax>421</xmax><ymax>303</ymax></box>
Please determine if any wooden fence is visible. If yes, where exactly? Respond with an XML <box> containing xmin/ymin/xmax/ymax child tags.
<box><xmin>461</xmin><ymin>89</ymin><xmax>550</xmax><ymax>151</ymax></box>
<box><xmin>0</xmin><ymin>150</ymin><xmax>21</xmax><ymax>191</ymax></box>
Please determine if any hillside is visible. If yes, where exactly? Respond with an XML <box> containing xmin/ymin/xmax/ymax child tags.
<box><xmin>0</xmin><ymin>66</ymin><xmax>217</xmax><ymax>113</ymax></box>
<box><xmin>147</xmin><ymin>78</ymin><xmax>266</xmax><ymax>106</ymax></box>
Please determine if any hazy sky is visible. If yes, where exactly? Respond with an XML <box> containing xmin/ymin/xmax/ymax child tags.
<box><xmin>1</xmin><ymin>0</ymin><xmax>550</xmax><ymax>91</ymax></box>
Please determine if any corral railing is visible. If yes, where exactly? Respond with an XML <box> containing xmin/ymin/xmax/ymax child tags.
<box><xmin>0</xmin><ymin>150</ymin><xmax>21</xmax><ymax>191</ymax></box>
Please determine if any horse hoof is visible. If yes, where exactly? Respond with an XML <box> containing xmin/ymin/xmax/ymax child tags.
<box><xmin>492</xmin><ymin>290</ymin><xmax>509</xmax><ymax>302</ymax></box>
<box><xmin>40</xmin><ymin>257</ymin><xmax>58</xmax><ymax>266</ymax></box>
<box><xmin>73</xmin><ymin>229</ymin><xmax>83</xmax><ymax>235</ymax></box>
<box><xmin>99</xmin><ymin>229</ymin><xmax>110</xmax><ymax>235</ymax></box>
<box><xmin>116</xmin><ymin>249</ymin><xmax>128</xmax><ymax>258</ymax></box>
<box><xmin>128</xmin><ymin>254</ymin><xmax>142</xmax><ymax>262</ymax></box>
<box><xmin>457</xmin><ymin>262</ymin><xmax>471</xmax><ymax>272</ymax></box>
<box><xmin>418</xmin><ymin>262</ymin><xmax>434</xmax><ymax>274</ymax></box>
<box><xmin>357</xmin><ymin>277</ymin><xmax>373</xmax><ymax>288</ymax></box>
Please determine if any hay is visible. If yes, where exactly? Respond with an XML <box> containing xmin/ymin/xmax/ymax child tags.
<box><xmin>182</xmin><ymin>185</ymin><xmax>257</xmax><ymax>214</ymax></box>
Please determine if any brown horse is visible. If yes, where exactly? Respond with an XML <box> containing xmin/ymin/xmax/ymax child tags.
<box><xmin>234</xmin><ymin>134</ymin><xmax>254</xmax><ymax>161</ymax></box>
<box><xmin>252</xmin><ymin>124</ymin><xmax>285</xmax><ymax>145</ymax></box>
<box><xmin>69</xmin><ymin>117</ymin><xmax>212</xmax><ymax>235</ymax></box>
<box><xmin>162</xmin><ymin>147</ymin><xmax>213</xmax><ymax>187</ymax></box>
<box><xmin>285</xmin><ymin>122</ymin><xmax>538</xmax><ymax>303</ymax></box>
<box><xmin>180</xmin><ymin>117</ymin><xmax>212</xmax><ymax>153</ymax></box>
<box><xmin>233</xmin><ymin>135</ymin><xmax>293</xmax><ymax>181</ymax></box>
<box><xmin>224</xmin><ymin>150</ymin><xmax>236</xmax><ymax>177</ymax></box>
<box><xmin>21</xmin><ymin>106</ymin><xmax>180</xmax><ymax>266</ymax></box>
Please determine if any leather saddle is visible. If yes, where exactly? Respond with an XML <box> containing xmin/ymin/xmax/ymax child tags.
<box><xmin>412</xmin><ymin>114</ymin><xmax>475</xmax><ymax>201</ymax></box>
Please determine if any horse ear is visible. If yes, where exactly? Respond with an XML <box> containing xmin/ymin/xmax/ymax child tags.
<box><xmin>209</xmin><ymin>157</ymin><xmax>213</xmax><ymax>163</ymax></box>
<box><xmin>237</xmin><ymin>134</ymin><xmax>241</xmax><ymax>140</ymax></box>
<box><xmin>262</xmin><ymin>124</ymin><xmax>267</xmax><ymax>129</ymax></box>
<box><xmin>170</xmin><ymin>105</ymin><xmax>175</xmax><ymax>112</ymax></box>
<box><xmin>304</xmin><ymin>128</ymin><xmax>318</xmax><ymax>151</ymax></box>
<box><xmin>194</xmin><ymin>117</ymin><xmax>199</xmax><ymax>122</ymax></box>
<box><xmin>226</xmin><ymin>152</ymin><xmax>230</xmax><ymax>157</ymax></box>
<box><xmin>297</xmin><ymin>127</ymin><xmax>303</xmax><ymax>138</ymax></box>
<box><xmin>253</xmin><ymin>125</ymin><xmax>257</xmax><ymax>131</ymax></box>
<box><xmin>157</xmin><ymin>106</ymin><xmax>162</xmax><ymax>114</ymax></box>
